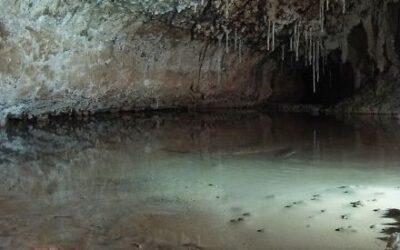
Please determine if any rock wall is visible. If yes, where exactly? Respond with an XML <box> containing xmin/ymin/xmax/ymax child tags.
<box><xmin>330</xmin><ymin>0</ymin><xmax>400</xmax><ymax>114</ymax></box>
<box><xmin>0</xmin><ymin>0</ymin><xmax>290</xmax><ymax>123</ymax></box>
<box><xmin>0</xmin><ymin>0</ymin><xmax>398</xmax><ymax>121</ymax></box>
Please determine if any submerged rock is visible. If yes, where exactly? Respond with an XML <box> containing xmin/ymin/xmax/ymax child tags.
<box><xmin>386</xmin><ymin>233</ymin><xmax>400</xmax><ymax>250</ymax></box>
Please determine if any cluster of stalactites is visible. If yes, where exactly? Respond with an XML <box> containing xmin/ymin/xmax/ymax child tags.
<box><xmin>193</xmin><ymin>0</ymin><xmax>347</xmax><ymax>93</ymax></box>
<box><xmin>268</xmin><ymin>0</ymin><xmax>346</xmax><ymax>93</ymax></box>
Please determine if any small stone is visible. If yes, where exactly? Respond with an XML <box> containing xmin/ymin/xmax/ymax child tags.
<box><xmin>257</xmin><ymin>229</ymin><xmax>264</xmax><ymax>232</ymax></box>
<box><xmin>237</xmin><ymin>217</ymin><xmax>244</xmax><ymax>221</ymax></box>
<box><xmin>350</xmin><ymin>201</ymin><xmax>363</xmax><ymax>208</ymax></box>
<box><xmin>321</xmin><ymin>209</ymin><xmax>326</xmax><ymax>213</ymax></box>
<box><xmin>369</xmin><ymin>225</ymin><xmax>376</xmax><ymax>229</ymax></box>
<box><xmin>373</xmin><ymin>209</ymin><xmax>380</xmax><ymax>212</ymax></box>
<box><xmin>335</xmin><ymin>227</ymin><xmax>344</xmax><ymax>232</ymax></box>
<box><xmin>341</xmin><ymin>214</ymin><xmax>349</xmax><ymax>220</ymax></box>
<box><xmin>133</xmin><ymin>243</ymin><xmax>142</xmax><ymax>249</ymax></box>
<box><xmin>285</xmin><ymin>205</ymin><xmax>292</xmax><ymax>208</ymax></box>
<box><xmin>242</xmin><ymin>212</ymin><xmax>251</xmax><ymax>216</ymax></box>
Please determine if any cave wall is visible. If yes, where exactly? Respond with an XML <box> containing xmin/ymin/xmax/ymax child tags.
<box><xmin>0</xmin><ymin>0</ymin><xmax>399</xmax><ymax>121</ymax></box>
<box><xmin>330</xmin><ymin>0</ymin><xmax>400</xmax><ymax>114</ymax></box>
<box><xmin>0</xmin><ymin>0</ymin><xmax>289</xmax><ymax>123</ymax></box>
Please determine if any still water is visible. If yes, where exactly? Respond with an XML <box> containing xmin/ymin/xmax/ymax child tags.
<box><xmin>0</xmin><ymin>111</ymin><xmax>399</xmax><ymax>250</ymax></box>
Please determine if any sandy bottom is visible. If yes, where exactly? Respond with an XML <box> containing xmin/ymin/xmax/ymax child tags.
<box><xmin>0</xmin><ymin>111</ymin><xmax>399</xmax><ymax>250</ymax></box>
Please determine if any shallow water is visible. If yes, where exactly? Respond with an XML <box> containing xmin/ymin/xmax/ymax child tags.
<box><xmin>0</xmin><ymin>111</ymin><xmax>400</xmax><ymax>250</ymax></box>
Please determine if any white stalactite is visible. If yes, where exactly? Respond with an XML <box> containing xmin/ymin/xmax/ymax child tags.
<box><xmin>320</xmin><ymin>0</ymin><xmax>324</xmax><ymax>32</ymax></box>
<box><xmin>309</xmin><ymin>27</ymin><xmax>312</xmax><ymax>66</ymax></box>
<box><xmin>313</xmin><ymin>40</ymin><xmax>316</xmax><ymax>93</ymax></box>
<box><xmin>295</xmin><ymin>23</ymin><xmax>300</xmax><ymax>61</ymax></box>
<box><xmin>225</xmin><ymin>0</ymin><xmax>230</xmax><ymax>19</ymax></box>
<box><xmin>317</xmin><ymin>40</ymin><xmax>320</xmax><ymax>83</ymax></box>
<box><xmin>272</xmin><ymin>21</ymin><xmax>276</xmax><ymax>51</ymax></box>
<box><xmin>342</xmin><ymin>0</ymin><xmax>346</xmax><ymax>14</ymax></box>
<box><xmin>290</xmin><ymin>36</ymin><xmax>293</xmax><ymax>51</ymax></box>
<box><xmin>267</xmin><ymin>20</ymin><xmax>271</xmax><ymax>51</ymax></box>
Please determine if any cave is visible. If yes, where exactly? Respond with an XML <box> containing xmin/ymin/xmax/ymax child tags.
<box><xmin>0</xmin><ymin>1</ymin><xmax>400</xmax><ymax>250</ymax></box>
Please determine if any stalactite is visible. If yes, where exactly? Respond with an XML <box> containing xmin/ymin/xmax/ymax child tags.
<box><xmin>295</xmin><ymin>23</ymin><xmax>300</xmax><ymax>61</ymax></box>
<box><xmin>309</xmin><ymin>27</ymin><xmax>312</xmax><ymax>66</ymax></box>
<box><xmin>225</xmin><ymin>0</ymin><xmax>230</xmax><ymax>19</ymax></box>
<box><xmin>290</xmin><ymin>36</ymin><xmax>293</xmax><ymax>51</ymax></box>
<box><xmin>342</xmin><ymin>0</ymin><xmax>346</xmax><ymax>14</ymax></box>
<box><xmin>267</xmin><ymin>20</ymin><xmax>271</xmax><ymax>51</ymax></box>
<box><xmin>281</xmin><ymin>45</ymin><xmax>285</xmax><ymax>61</ymax></box>
<box><xmin>320</xmin><ymin>0</ymin><xmax>324</xmax><ymax>32</ymax></box>
<box><xmin>304</xmin><ymin>30</ymin><xmax>308</xmax><ymax>65</ymax></box>
<box><xmin>272</xmin><ymin>21</ymin><xmax>276</xmax><ymax>51</ymax></box>
<box><xmin>234</xmin><ymin>28</ymin><xmax>238</xmax><ymax>51</ymax></box>
<box><xmin>223</xmin><ymin>26</ymin><xmax>230</xmax><ymax>54</ymax></box>
<box><xmin>321</xmin><ymin>41</ymin><xmax>326</xmax><ymax>75</ymax></box>
<box><xmin>239</xmin><ymin>38</ymin><xmax>242</xmax><ymax>63</ymax></box>
<box><xmin>217</xmin><ymin>34</ymin><xmax>223</xmax><ymax>49</ymax></box>
<box><xmin>316</xmin><ymin>40</ymin><xmax>320</xmax><ymax>83</ymax></box>
<box><xmin>313</xmin><ymin>40</ymin><xmax>316</xmax><ymax>93</ymax></box>
<box><xmin>218</xmin><ymin>50</ymin><xmax>222</xmax><ymax>86</ymax></box>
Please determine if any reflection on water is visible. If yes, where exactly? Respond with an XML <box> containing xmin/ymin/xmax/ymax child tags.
<box><xmin>0</xmin><ymin>111</ymin><xmax>400</xmax><ymax>250</ymax></box>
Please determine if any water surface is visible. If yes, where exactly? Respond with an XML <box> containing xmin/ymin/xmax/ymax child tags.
<box><xmin>0</xmin><ymin>111</ymin><xmax>399</xmax><ymax>250</ymax></box>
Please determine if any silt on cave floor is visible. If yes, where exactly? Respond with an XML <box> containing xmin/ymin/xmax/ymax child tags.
<box><xmin>1</xmin><ymin>111</ymin><xmax>400</xmax><ymax>250</ymax></box>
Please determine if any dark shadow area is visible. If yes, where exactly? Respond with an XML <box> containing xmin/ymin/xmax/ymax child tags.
<box><xmin>301</xmin><ymin>51</ymin><xmax>355</xmax><ymax>106</ymax></box>
<box><xmin>381</xmin><ymin>209</ymin><xmax>400</xmax><ymax>238</ymax></box>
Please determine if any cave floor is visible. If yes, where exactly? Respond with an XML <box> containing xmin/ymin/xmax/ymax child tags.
<box><xmin>0</xmin><ymin>111</ymin><xmax>400</xmax><ymax>250</ymax></box>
